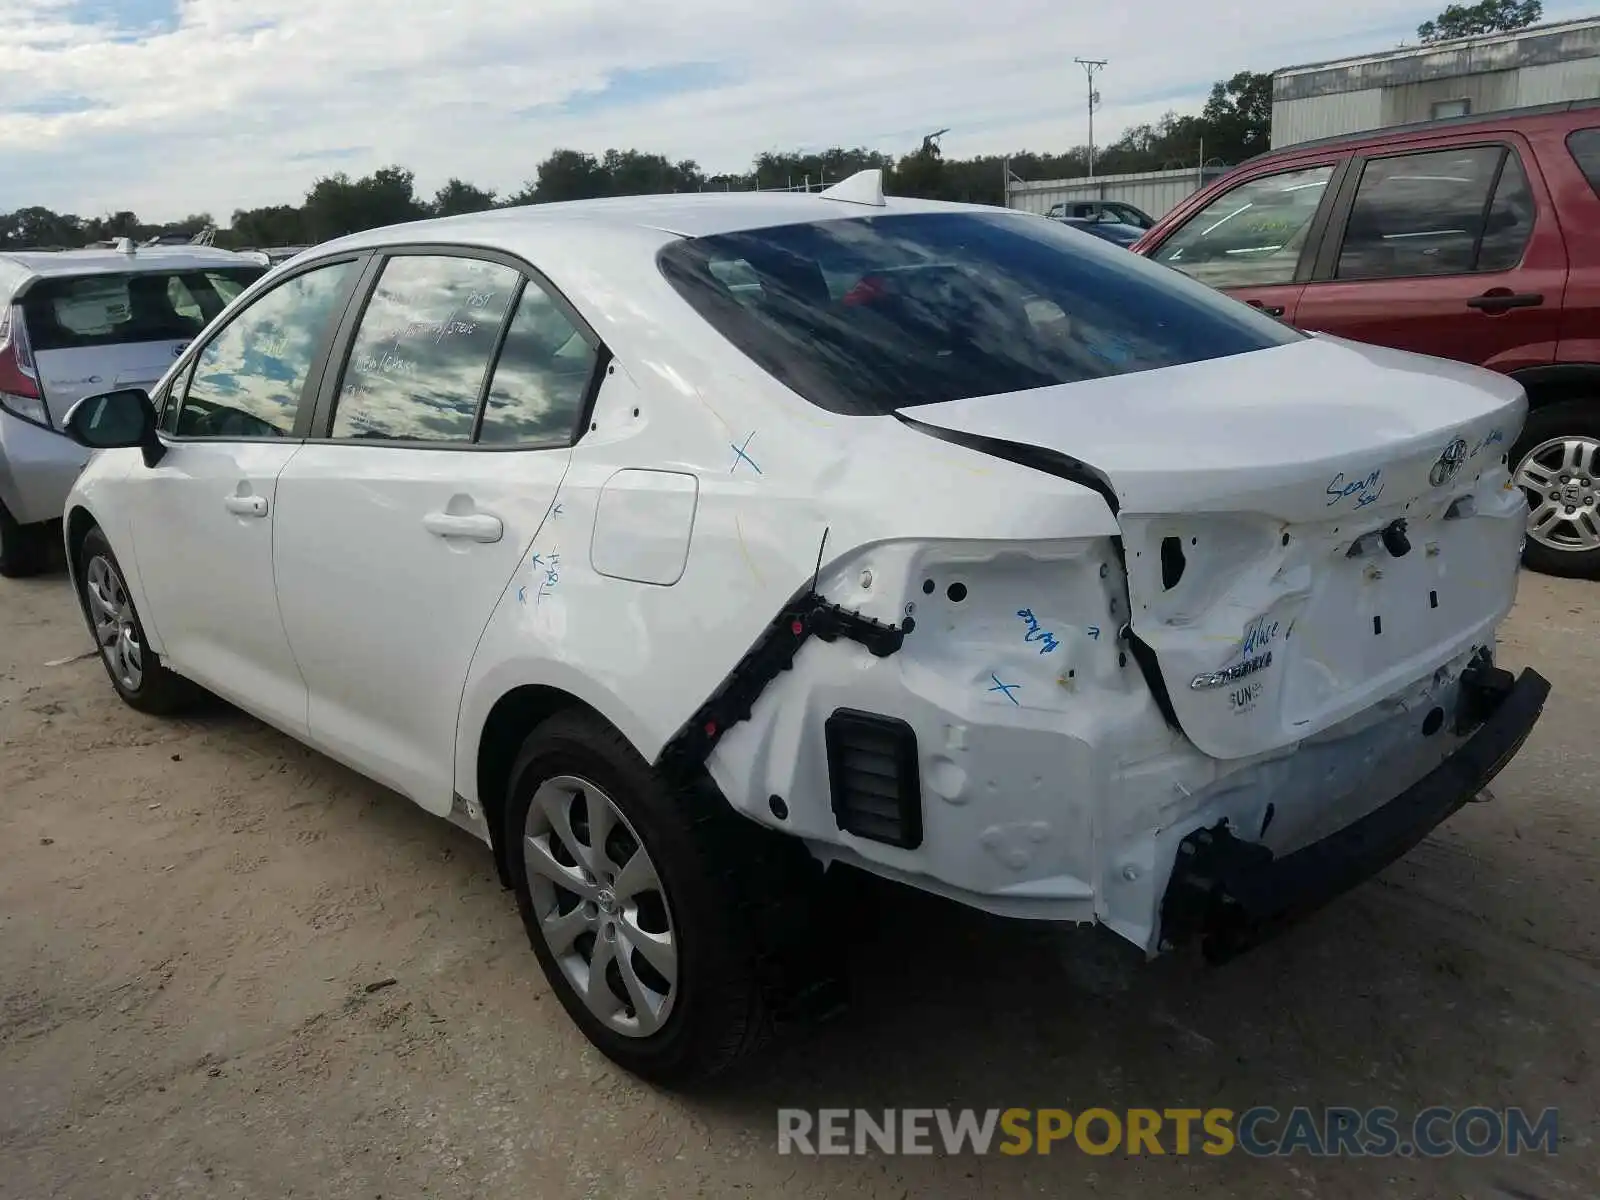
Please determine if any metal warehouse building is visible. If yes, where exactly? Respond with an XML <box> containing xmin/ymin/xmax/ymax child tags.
<box><xmin>1003</xmin><ymin>166</ymin><xmax>1229</xmax><ymax>221</ymax></box>
<box><xmin>1271</xmin><ymin>16</ymin><xmax>1600</xmax><ymax>148</ymax></box>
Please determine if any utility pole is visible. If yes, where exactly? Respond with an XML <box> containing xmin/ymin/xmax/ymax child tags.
<box><xmin>1074</xmin><ymin>57</ymin><xmax>1107</xmax><ymax>179</ymax></box>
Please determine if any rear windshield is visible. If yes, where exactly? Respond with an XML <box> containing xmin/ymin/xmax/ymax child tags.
<box><xmin>22</xmin><ymin>267</ymin><xmax>264</xmax><ymax>352</ymax></box>
<box><xmin>657</xmin><ymin>212</ymin><xmax>1300</xmax><ymax>414</ymax></box>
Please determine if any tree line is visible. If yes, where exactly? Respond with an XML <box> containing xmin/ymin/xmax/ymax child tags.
<box><xmin>0</xmin><ymin>70</ymin><xmax>1275</xmax><ymax>252</ymax></box>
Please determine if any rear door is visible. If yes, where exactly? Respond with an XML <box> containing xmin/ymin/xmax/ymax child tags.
<box><xmin>1291</xmin><ymin>136</ymin><xmax>1566</xmax><ymax>371</ymax></box>
<box><xmin>272</xmin><ymin>249</ymin><xmax>600</xmax><ymax>814</ymax></box>
<box><xmin>24</xmin><ymin>266</ymin><xmax>262</xmax><ymax>423</ymax></box>
<box><xmin>1143</xmin><ymin>158</ymin><xmax>1348</xmax><ymax>323</ymax></box>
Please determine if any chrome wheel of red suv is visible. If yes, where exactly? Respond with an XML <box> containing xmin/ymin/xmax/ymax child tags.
<box><xmin>1511</xmin><ymin>401</ymin><xmax>1600</xmax><ymax>579</ymax></box>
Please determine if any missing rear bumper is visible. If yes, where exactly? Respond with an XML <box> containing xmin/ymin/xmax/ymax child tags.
<box><xmin>1158</xmin><ymin>662</ymin><xmax>1551</xmax><ymax>963</ymax></box>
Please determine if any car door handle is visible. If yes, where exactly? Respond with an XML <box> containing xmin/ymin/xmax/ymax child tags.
<box><xmin>1247</xmin><ymin>300</ymin><xmax>1286</xmax><ymax>317</ymax></box>
<box><xmin>223</xmin><ymin>494</ymin><xmax>268</xmax><ymax>518</ymax></box>
<box><xmin>422</xmin><ymin>511</ymin><xmax>504</xmax><ymax>543</ymax></box>
<box><xmin>1467</xmin><ymin>291</ymin><xmax>1544</xmax><ymax>312</ymax></box>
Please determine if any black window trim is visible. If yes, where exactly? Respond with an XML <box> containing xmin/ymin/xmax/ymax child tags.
<box><xmin>1146</xmin><ymin>155</ymin><xmax>1351</xmax><ymax>287</ymax></box>
<box><xmin>160</xmin><ymin>252</ymin><xmax>373</xmax><ymax>445</ymax></box>
<box><xmin>303</xmin><ymin>242</ymin><xmax>611</xmax><ymax>453</ymax></box>
<box><xmin>1309</xmin><ymin>138</ymin><xmax>1534</xmax><ymax>284</ymax></box>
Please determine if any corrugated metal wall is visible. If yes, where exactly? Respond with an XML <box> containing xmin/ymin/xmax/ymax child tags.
<box><xmin>1382</xmin><ymin>69</ymin><xmax>1518</xmax><ymax>124</ymax></box>
<box><xmin>1004</xmin><ymin>167</ymin><xmax>1228</xmax><ymax>220</ymax></box>
<box><xmin>1271</xmin><ymin>89</ymin><xmax>1383</xmax><ymax>148</ymax></box>
<box><xmin>1270</xmin><ymin>19</ymin><xmax>1600</xmax><ymax>148</ymax></box>
<box><xmin>1518</xmin><ymin>57</ymin><xmax>1600</xmax><ymax>105</ymax></box>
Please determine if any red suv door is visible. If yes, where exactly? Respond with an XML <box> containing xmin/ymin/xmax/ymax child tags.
<box><xmin>1141</xmin><ymin>157</ymin><xmax>1349</xmax><ymax>324</ymax></box>
<box><xmin>1290</xmin><ymin>135</ymin><xmax>1566</xmax><ymax>373</ymax></box>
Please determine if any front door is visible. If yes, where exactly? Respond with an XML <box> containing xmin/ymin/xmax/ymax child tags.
<box><xmin>129</xmin><ymin>257</ymin><xmax>362</xmax><ymax>735</ymax></box>
<box><xmin>1292</xmin><ymin>138</ymin><xmax>1566</xmax><ymax>372</ymax></box>
<box><xmin>272</xmin><ymin>251</ymin><xmax>601</xmax><ymax>812</ymax></box>
<box><xmin>1143</xmin><ymin>159</ymin><xmax>1345</xmax><ymax>324</ymax></box>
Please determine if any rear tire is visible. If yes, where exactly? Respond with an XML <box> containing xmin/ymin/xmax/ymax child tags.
<box><xmin>0</xmin><ymin>502</ymin><xmax>49</xmax><ymax>578</ymax></box>
<box><xmin>76</xmin><ymin>525</ymin><xmax>198</xmax><ymax>714</ymax></box>
<box><xmin>1512</xmin><ymin>399</ymin><xmax>1600</xmax><ymax>580</ymax></box>
<box><xmin>504</xmin><ymin>711</ymin><xmax>777</xmax><ymax>1084</ymax></box>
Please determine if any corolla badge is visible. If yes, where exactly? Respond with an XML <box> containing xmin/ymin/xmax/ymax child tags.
<box><xmin>1429</xmin><ymin>437</ymin><xmax>1470</xmax><ymax>487</ymax></box>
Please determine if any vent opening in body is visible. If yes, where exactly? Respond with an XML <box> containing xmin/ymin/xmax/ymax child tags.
<box><xmin>824</xmin><ymin>709</ymin><xmax>923</xmax><ymax>849</ymax></box>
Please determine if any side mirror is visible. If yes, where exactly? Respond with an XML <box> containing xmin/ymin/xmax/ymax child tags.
<box><xmin>62</xmin><ymin>388</ymin><xmax>167</xmax><ymax>467</ymax></box>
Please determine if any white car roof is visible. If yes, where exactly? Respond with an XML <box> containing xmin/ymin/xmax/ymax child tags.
<box><xmin>0</xmin><ymin>244</ymin><xmax>262</xmax><ymax>298</ymax></box>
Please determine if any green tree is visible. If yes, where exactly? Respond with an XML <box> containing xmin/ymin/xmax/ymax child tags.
<box><xmin>514</xmin><ymin>149</ymin><xmax>607</xmax><ymax>204</ymax></box>
<box><xmin>301</xmin><ymin>165</ymin><xmax>425</xmax><ymax>241</ymax></box>
<box><xmin>599</xmin><ymin>149</ymin><xmax>704</xmax><ymax>195</ymax></box>
<box><xmin>226</xmin><ymin>204</ymin><xmax>309</xmax><ymax>248</ymax></box>
<box><xmin>1418</xmin><ymin>0</ymin><xmax>1542</xmax><ymax>41</ymax></box>
<box><xmin>0</xmin><ymin>206</ymin><xmax>84</xmax><ymax>249</ymax></box>
<box><xmin>1199</xmin><ymin>71</ymin><xmax>1273</xmax><ymax>163</ymax></box>
<box><xmin>432</xmin><ymin>178</ymin><xmax>497</xmax><ymax>216</ymax></box>
<box><xmin>892</xmin><ymin>131</ymin><xmax>948</xmax><ymax>199</ymax></box>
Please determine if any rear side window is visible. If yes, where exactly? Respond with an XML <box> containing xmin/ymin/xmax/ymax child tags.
<box><xmin>22</xmin><ymin>268</ymin><xmax>263</xmax><ymax>351</ymax></box>
<box><xmin>1335</xmin><ymin>146</ymin><xmax>1532</xmax><ymax>279</ymax></box>
<box><xmin>658</xmin><ymin>212</ymin><xmax>1301</xmax><ymax>416</ymax></box>
<box><xmin>477</xmin><ymin>281</ymin><xmax>598</xmax><ymax>445</ymax></box>
<box><xmin>1150</xmin><ymin>164</ymin><xmax>1335</xmax><ymax>288</ymax></box>
<box><xmin>1567</xmin><ymin>128</ymin><xmax>1600</xmax><ymax>198</ymax></box>
<box><xmin>330</xmin><ymin>255</ymin><xmax>519</xmax><ymax>442</ymax></box>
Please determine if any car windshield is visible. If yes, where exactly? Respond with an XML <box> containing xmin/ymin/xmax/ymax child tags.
<box><xmin>22</xmin><ymin>267</ymin><xmax>263</xmax><ymax>351</ymax></box>
<box><xmin>658</xmin><ymin>212</ymin><xmax>1300</xmax><ymax>415</ymax></box>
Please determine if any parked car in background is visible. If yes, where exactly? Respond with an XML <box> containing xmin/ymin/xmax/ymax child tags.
<box><xmin>56</xmin><ymin>176</ymin><xmax>1547</xmax><ymax>1081</ymax></box>
<box><xmin>1058</xmin><ymin>217</ymin><xmax>1145</xmax><ymax>247</ymax></box>
<box><xmin>0</xmin><ymin>241</ymin><xmax>264</xmax><ymax>575</ymax></box>
<box><xmin>1046</xmin><ymin>200</ymin><xmax>1155</xmax><ymax>228</ymax></box>
<box><xmin>1134</xmin><ymin>99</ymin><xmax>1600</xmax><ymax>579</ymax></box>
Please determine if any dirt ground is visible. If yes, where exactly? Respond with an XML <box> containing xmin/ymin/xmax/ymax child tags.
<box><xmin>1</xmin><ymin>568</ymin><xmax>1596</xmax><ymax>1200</ymax></box>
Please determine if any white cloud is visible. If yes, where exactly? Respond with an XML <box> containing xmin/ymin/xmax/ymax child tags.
<box><xmin>0</xmin><ymin>0</ymin><xmax>1591</xmax><ymax>220</ymax></box>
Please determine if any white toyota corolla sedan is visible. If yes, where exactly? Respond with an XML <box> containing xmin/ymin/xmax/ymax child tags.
<box><xmin>59</xmin><ymin>171</ymin><xmax>1550</xmax><ymax>1082</ymax></box>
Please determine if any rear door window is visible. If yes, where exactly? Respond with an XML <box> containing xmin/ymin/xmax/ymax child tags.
<box><xmin>22</xmin><ymin>267</ymin><xmax>263</xmax><ymax>351</ymax></box>
<box><xmin>659</xmin><ymin>211</ymin><xmax>1301</xmax><ymax>416</ymax></box>
<box><xmin>1334</xmin><ymin>145</ymin><xmax>1531</xmax><ymax>279</ymax></box>
<box><xmin>329</xmin><ymin>254</ymin><xmax>520</xmax><ymax>443</ymax></box>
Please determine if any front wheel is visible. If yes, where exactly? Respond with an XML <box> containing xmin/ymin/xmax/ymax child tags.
<box><xmin>76</xmin><ymin>525</ymin><xmax>198</xmax><ymax>714</ymax></box>
<box><xmin>1511</xmin><ymin>399</ymin><xmax>1600</xmax><ymax>580</ymax></box>
<box><xmin>505</xmin><ymin>712</ymin><xmax>772</xmax><ymax>1084</ymax></box>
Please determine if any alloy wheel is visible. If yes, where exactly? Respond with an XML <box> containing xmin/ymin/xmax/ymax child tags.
<box><xmin>1514</xmin><ymin>435</ymin><xmax>1600</xmax><ymax>553</ymax></box>
<box><xmin>84</xmin><ymin>555</ymin><xmax>143</xmax><ymax>691</ymax></box>
<box><xmin>522</xmin><ymin>775</ymin><xmax>677</xmax><ymax>1037</ymax></box>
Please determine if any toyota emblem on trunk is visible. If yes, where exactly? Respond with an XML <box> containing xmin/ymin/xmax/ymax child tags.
<box><xmin>1430</xmin><ymin>437</ymin><xmax>1470</xmax><ymax>487</ymax></box>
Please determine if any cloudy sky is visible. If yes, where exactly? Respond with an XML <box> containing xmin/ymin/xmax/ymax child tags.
<box><xmin>0</xmin><ymin>0</ymin><xmax>1592</xmax><ymax>221</ymax></box>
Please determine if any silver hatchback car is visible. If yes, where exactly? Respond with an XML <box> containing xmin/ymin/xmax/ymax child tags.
<box><xmin>0</xmin><ymin>240</ymin><xmax>263</xmax><ymax>575</ymax></box>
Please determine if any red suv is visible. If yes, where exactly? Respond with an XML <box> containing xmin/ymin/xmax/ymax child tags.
<box><xmin>1134</xmin><ymin>99</ymin><xmax>1600</xmax><ymax>578</ymax></box>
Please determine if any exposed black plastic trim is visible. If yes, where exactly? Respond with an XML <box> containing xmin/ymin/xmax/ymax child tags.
<box><xmin>1159</xmin><ymin>662</ymin><xmax>1550</xmax><ymax>963</ymax></box>
<box><xmin>825</xmin><ymin>709</ymin><xmax>924</xmax><ymax>849</ymax></box>
<box><xmin>894</xmin><ymin>411</ymin><xmax>1122</xmax><ymax>514</ymax></box>
<box><xmin>656</xmin><ymin>591</ymin><xmax>907</xmax><ymax>780</ymax></box>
